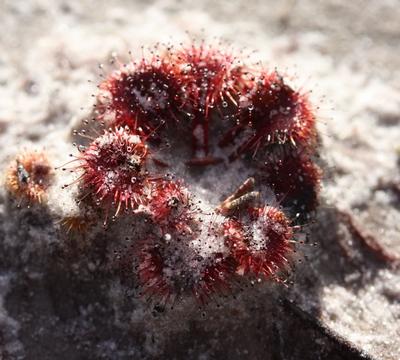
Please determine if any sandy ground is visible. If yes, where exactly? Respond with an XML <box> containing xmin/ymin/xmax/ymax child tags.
<box><xmin>0</xmin><ymin>0</ymin><xmax>400</xmax><ymax>359</ymax></box>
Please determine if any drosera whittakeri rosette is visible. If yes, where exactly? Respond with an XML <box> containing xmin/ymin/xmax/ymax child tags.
<box><xmin>4</xmin><ymin>41</ymin><xmax>322</xmax><ymax>309</ymax></box>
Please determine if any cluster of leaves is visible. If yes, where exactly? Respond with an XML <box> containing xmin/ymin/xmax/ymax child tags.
<box><xmin>6</xmin><ymin>42</ymin><xmax>321</xmax><ymax>306</ymax></box>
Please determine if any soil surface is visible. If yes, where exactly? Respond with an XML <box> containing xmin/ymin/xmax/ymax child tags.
<box><xmin>0</xmin><ymin>1</ymin><xmax>399</xmax><ymax>359</ymax></box>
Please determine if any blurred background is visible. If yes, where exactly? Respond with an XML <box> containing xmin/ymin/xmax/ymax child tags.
<box><xmin>0</xmin><ymin>1</ymin><xmax>399</xmax><ymax>359</ymax></box>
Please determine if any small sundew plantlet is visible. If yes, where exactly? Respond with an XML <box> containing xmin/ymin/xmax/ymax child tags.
<box><xmin>136</xmin><ymin>218</ymin><xmax>236</xmax><ymax>305</ymax></box>
<box><xmin>75</xmin><ymin>126</ymin><xmax>150</xmax><ymax>216</ymax></box>
<box><xmin>6</xmin><ymin>151</ymin><xmax>53</xmax><ymax>205</ymax></box>
<box><xmin>220</xmin><ymin>70</ymin><xmax>317</xmax><ymax>161</ymax></box>
<box><xmin>262</xmin><ymin>150</ymin><xmax>322</xmax><ymax>218</ymax></box>
<box><xmin>97</xmin><ymin>54</ymin><xmax>186</xmax><ymax>136</ymax></box>
<box><xmin>224</xmin><ymin>206</ymin><xmax>293</xmax><ymax>280</ymax></box>
<box><xmin>174</xmin><ymin>43</ymin><xmax>250</xmax><ymax>158</ymax></box>
<box><xmin>148</xmin><ymin>180</ymin><xmax>194</xmax><ymax>230</ymax></box>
